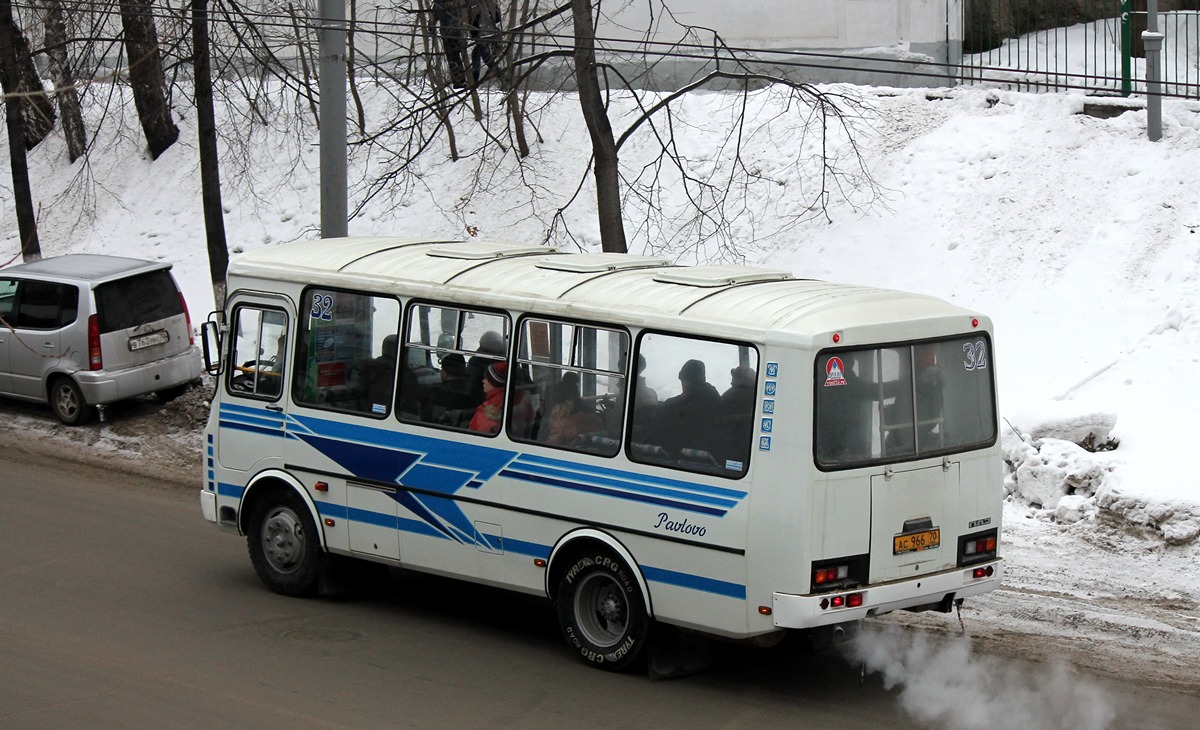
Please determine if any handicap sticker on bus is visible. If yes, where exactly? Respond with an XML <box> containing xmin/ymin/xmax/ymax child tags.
<box><xmin>824</xmin><ymin>357</ymin><xmax>847</xmax><ymax>387</ymax></box>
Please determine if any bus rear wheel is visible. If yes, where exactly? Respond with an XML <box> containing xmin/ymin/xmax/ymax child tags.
<box><xmin>247</xmin><ymin>489</ymin><xmax>320</xmax><ymax>597</ymax></box>
<box><xmin>556</xmin><ymin>549</ymin><xmax>649</xmax><ymax>671</ymax></box>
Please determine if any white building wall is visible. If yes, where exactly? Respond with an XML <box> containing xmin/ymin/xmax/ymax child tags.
<box><xmin>584</xmin><ymin>0</ymin><xmax>963</xmax><ymax>88</ymax></box>
<box><xmin>593</xmin><ymin>0</ymin><xmax>960</xmax><ymax>54</ymax></box>
<box><xmin>143</xmin><ymin>0</ymin><xmax>963</xmax><ymax>90</ymax></box>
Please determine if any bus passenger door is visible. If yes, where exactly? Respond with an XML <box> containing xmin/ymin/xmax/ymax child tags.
<box><xmin>215</xmin><ymin>301</ymin><xmax>293</xmax><ymax>474</ymax></box>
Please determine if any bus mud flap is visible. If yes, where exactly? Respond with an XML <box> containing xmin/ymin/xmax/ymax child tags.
<box><xmin>647</xmin><ymin>624</ymin><xmax>716</xmax><ymax>680</ymax></box>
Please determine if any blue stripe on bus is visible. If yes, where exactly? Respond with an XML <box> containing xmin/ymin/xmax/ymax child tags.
<box><xmin>399</xmin><ymin>517</ymin><xmax>449</xmax><ymax>539</ymax></box>
<box><xmin>318</xmin><ymin>501</ymin><xmax>449</xmax><ymax>541</ymax></box>
<box><xmin>217</xmin><ymin>482</ymin><xmax>246</xmax><ymax>499</ymax></box>
<box><xmin>508</xmin><ymin>459</ymin><xmax>739</xmax><ymax>510</ymax></box>
<box><xmin>499</xmin><ymin>468</ymin><xmax>727</xmax><ymax>517</ymax></box>
<box><xmin>476</xmin><ymin>534</ymin><xmax>553</xmax><ymax>559</ymax></box>
<box><xmin>218</xmin><ymin>420</ymin><xmax>286</xmax><ymax>438</ymax></box>
<box><xmin>515</xmin><ymin>453</ymin><xmax>748</xmax><ymax>500</ymax></box>
<box><xmin>317</xmin><ymin>502</ymin><xmax>348</xmax><ymax>519</ymax></box>
<box><xmin>641</xmin><ymin>565</ymin><xmax>746</xmax><ymax>600</ymax></box>
<box><xmin>347</xmin><ymin>506</ymin><xmax>397</xmax><ymax>529</ymax></box>
<box><xmin>219</xmin><ymin>404</ymin><xmax>285</xmax><ymax>426</ymax></box>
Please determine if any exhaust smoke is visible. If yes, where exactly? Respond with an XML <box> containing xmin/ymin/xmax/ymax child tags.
<box><xmin>848</xmin><ymin>625</ymin><xmax>1114</xmax><ymax>729</ymax></box>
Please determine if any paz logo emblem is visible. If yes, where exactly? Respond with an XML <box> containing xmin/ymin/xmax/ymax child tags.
<box><xmin>824</xmin><ymin>357</ymin><xmax>847</xmax><ymax>387</ymax></box>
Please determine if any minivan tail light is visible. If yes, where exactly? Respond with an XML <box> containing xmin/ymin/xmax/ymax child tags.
<box><xmin>88</xmin><ymin>314</ymin><xmax>103</xmax><ymax>370</ymax></box>
<box><xmin>180</xmin><ymin>293</ymin><xmax>194</xmax><ymax>346</ymax></box>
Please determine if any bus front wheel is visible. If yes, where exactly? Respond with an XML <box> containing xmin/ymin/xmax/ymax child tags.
<box><xmin>556</xmin><ymin>549</ymin><xmax>649</xmax><ymax>671</ymax></box>
<box><xmin>247</xmin><ymin>489</ymin><xmax>320</xmax><ymax>597</ymax></box>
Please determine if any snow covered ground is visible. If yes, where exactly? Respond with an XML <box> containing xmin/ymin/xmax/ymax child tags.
<box><xmin>4</xmin><ymin>71</ymin><xmax>1200</xmax><ymax>724</ymax></box>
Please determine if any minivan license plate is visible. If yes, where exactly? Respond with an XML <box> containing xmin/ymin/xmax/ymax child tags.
<box><xmin>129</xmin><ymin>330</ymin><xmax>169</xmax><ymax>351</ymax></box>
<box><xmin>894</xmin><ymin>528</ymin><xmax>940</xmax><ymax>554</ymax></box>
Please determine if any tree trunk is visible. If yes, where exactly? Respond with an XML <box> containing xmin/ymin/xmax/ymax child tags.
<box><xmin>119</xmin><ymin>0</ymin><xmax>179</xmax><ymax>159</ymax></box>
<box><xmin>0</xmin><ymin>0</ymin><xmax>41</xmax><ymax>260</ymax></box>
<box><xmin>1</xmin><ymin>18</ymin><xmax>54</xmax><ymax>150</ymax></box>
<box><xmin>192</xmin><ymin>0</ymin><xmax>228</xmax><ymax>311</ymax></box>
<box><xmin>571</xmin><ymin>0</ymin><xmax>625</xmax><ymax>253</ymax></box>
<box><xmin>43</xmin><ymin>0</ymin><xmax>86</xmax><ymax>162</ymax></box>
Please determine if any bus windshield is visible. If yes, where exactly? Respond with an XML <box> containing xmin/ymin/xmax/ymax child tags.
<box><xmin>814</xmin><ymin>334</ymin><xmax>996</xmax><ymax>469</ymax></box>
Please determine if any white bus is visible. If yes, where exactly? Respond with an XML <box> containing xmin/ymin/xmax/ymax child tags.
<box><xmin>199</xmin><ymin>236</ymin><xmax>1003</xmax><ymax>670</ymax></box>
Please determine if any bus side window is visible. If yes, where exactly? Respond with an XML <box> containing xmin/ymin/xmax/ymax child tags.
<box><xmin>228</xmin><ymin>306</ymin><xmax>288</xmax><ymax>400</ymax></box>
<box><xmin>398</xmin><ymin>303</ymin><xmax>510</xmax><ymax>434</ymax></box>
<box><xmin>291</xmin><ymin>289</ymin><xmax>400</xmax><ymax>417</ymax></box>
<box><xmin>628</xmin><ymin>332</ymin><xmax>757</xmax><ymax>478</ymax></box>
<box><xmin>511</xmin><ymin>318</ymin><xmax>627</xmax><ymax>457</ymax></box>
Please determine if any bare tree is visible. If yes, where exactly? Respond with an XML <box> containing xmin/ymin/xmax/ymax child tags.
<box><xmin>0</xmin><ymin>0</ymin><xmax>41</xmax><ymax>260</ymax></box>
<box><xmin>43</xmin><ymin>0</ymin><xmax>86</xmax><ymax>162</ymax></box>
<box><xmin>570</xmin><ymin>0</ymin><xmax>623</xmax><ymax>252</ymax></box>
<box><xmin>192</xmin><ymin>0</ymin><xmax>229</xmax><ymax>311</ymax></box>
<box><xmin>348</xmin><ymin>0</ymin><xmax>880</xmax><ymax>261</ymax></box>
<box><xmin>119</xmin><ymin>0</ymin><xmax>179</xmax><ymax>159</ymax></box>
<box><xmin>1</xmin><ymin>10</ymin><xmax>55</xmax><ymax>150</ymax></box>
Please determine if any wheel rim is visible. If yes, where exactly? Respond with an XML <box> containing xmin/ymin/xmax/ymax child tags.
<box><xmin>261</xmin><ymin>507</ymin><xmax>307</xmax><ymax>574</ymax></box>
<box><xmin>54</xmin><ymin>383</ymin><xmax>79</xmax><ymax>419</ymax></box>
<box><xmin>573</xmin><ymin>572</ymin><xmax>629</xmax><ymax>648</ymax></box>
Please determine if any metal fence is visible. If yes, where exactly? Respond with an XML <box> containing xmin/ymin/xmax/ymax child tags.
<box><xmin>957</xmin><ymin>0</ymin><xmax>1200</xmax><ymax>98</ymax></box>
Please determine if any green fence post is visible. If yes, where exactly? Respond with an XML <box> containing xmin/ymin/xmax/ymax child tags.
<box><xmin>1121</xmin><ymin>0</ymin><xmax>1132</xmax><ymax>96</ymax></box>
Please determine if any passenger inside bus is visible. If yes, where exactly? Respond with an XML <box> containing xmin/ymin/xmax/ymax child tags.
<box><xmin>634</xmin><ymin>354</ymin><xmax>658</xmax><ymax>408</ymax></box>
<box><xmin>654</xmin><ymin>359</ymin><xmax>722</xmax><ymax>466</ymax></box>
<box><xmin>466</xmin><ymin>330</ymin><xmax>507</xmax><ymax>405</ymax></box>
<box><xmin>544</xmin><ymin>373</ymin><xmax>605</xmax><ymax>447</ymax></box>
<box><xmin>424</xmin><ymin>352</ymin><xmax>475</xmax><ymax>426</ymax></box>
<box><xmin>361</xmin><ymin>334</ymin><xmax>399</xmax><ymax>412</ymax></box>
<box><xmin>716</xmin><ymin>365</ymin><xmax>757</xmax><ymax>466</ymax></box>
<box><xmin>469</xmin><ymin>361</ymin><xmax>507</xmax><ymax>433</ymax></box>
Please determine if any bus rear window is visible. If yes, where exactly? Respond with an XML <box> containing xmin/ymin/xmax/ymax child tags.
<box><xmin>814</xmin><ymin>335</ymin><xmax>996</xmax><ymax>469</ymax></box>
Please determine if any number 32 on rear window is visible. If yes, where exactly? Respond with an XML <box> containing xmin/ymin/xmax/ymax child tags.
<box><xmin>963</xmin><ymin>340</ymin><xmax>988</xmax><ymax>371</ymax></box>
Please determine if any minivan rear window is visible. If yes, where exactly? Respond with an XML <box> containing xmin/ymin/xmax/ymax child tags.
<box><xmin>94</xmin><ymin>270</ymin><xmax>183</xmax><ymax>334</ymax></box>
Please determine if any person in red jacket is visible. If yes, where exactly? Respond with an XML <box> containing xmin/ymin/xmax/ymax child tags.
<box><xmin>469</xmin><ymin>361</ymin><xmax>508</xmax><ymax>434</ymax></box>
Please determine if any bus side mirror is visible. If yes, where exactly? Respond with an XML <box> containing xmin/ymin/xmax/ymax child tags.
<box><xmin>201</xmin><ymin>319</ymin><xmax>223</xmax><ymax>376</ymax></box>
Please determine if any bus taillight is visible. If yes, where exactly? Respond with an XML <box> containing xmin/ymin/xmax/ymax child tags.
<box><xmin>958</xmin><ymin>528</ymin><xmax>999</xmax><ymax>566</ymax></box>
<box><xmin>972</xmin><ymin>566</ymin><xmax>995</xmax><ymax>579</ymax></box>
<box><xmin>813</xmin><ymin>564</ymin><xmax>848</xmax><ymax>586</ymax></box>
<box><xmin>811</xmin><ymin>554</ymin><xmax>869</xmax><ymax>593</ymax></box>
<box><xmin>820</xmin><ymin>592</ymin><xmax>864</xmax><ymax>610</ymax></box>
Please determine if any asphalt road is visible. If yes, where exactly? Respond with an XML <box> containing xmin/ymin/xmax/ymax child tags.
<box><xmin>2</xmin><ymin>447</ymin><xmax>1197</xmax><ymax>729</ymax></box>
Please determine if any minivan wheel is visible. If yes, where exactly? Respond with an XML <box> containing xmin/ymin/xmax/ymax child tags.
<box><xmin>49</xmin><ymin>377</ymin><xmax>93</xmax><ymax>426</ymax></box>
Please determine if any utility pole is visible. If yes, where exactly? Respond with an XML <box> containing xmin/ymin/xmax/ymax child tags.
<box><xmin>318</xmin><ymin>0</ymin><xmax>348</xmax><ymax>237</ymax></box>
<box><xmin>1143</xmin><ymin>0</ymin><xmax>1163</xmax><ymax>142</ymax></box>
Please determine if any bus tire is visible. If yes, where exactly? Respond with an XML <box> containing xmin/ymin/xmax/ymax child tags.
<box><xmin>247</xmin><ymin>489</ymin><xmax>320</xmax><ymax>597</ymax></box>
<box><xmin>556</xmin><ymin>549</ymin><xmax>649</xmax><ymax>671</ymax></box>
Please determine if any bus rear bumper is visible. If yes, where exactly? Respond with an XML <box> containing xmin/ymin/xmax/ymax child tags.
<box><xmin>771</xmin><ymin>558</ymin><xmax>1004</xmax><ymax>629</ymax></box>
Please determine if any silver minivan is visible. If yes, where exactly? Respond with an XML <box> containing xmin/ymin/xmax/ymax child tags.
<box><xmin>0</xmin><ymin>254</ymin><xmax>202</xmax><ymax>424</ymax></box>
